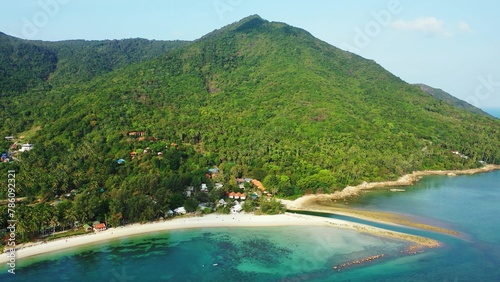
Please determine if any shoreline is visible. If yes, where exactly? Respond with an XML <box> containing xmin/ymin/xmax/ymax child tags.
<box><xmin>4</xmin><ymin>165</ymin><xmax>495</xmax><ymax>264</ymax></box>
<box><xmin>280</xmin><ymin>165</ymin><xmax>500</xmax><ymax>237</ymax></box>
<box><xmin>281</xmin><ymin>164</ymin><xmax>500</xmax><ymax>210</ymax></box>
<box><xmin>0</xmin><ymin>212</ymin><xmax>439</xmax><ymax>264</ymax></box>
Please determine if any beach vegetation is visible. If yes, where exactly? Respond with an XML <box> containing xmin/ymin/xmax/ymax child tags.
<box><xmin>217</xmin><ymin>205</ymin><xmax>232</xmax><ymax>215</ymax></box>
<box><xmin>242</xmin><ymin>199</ymin><xmax>257</xmax><ymax>213</ymax></box>
<box><xmin>45</xmin><ymin>229</ymin><xmax>87</xmax><ymax>241</ymax></box>
<box><xmin>257</xmin><ymin>197</ymin><xmax>286</xmax><ymax>215</ymax></box>
<box><xmin>185</xmin><ymin>198</ymin><xmax>200</xmax><ymax>213</ymax></box>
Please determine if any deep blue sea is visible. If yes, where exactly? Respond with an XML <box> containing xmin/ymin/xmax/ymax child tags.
<box><xmin>1</xmin><ymin>171</ymin><xmax>499</xmax><ymax>281</ymax></box>
<box><xmin>485</xmin><ymin>108</ymin><xmax>500</xmax><ymax>118</ymax></box>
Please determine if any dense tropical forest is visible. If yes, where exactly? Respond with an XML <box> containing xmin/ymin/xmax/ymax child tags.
<box><xmin>1</xmin><ymin>15</ymin><xmax>499</xmax><ymax>242</ymax></box>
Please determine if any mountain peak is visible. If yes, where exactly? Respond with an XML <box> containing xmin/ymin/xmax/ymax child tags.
<box><xmin>232</xmin><ymin>14</ymin><xmax>267</xmax><ymax>32</ymax></box>
<box><xmin>238</xmin><ymin>14</ymin><xmax>264</xmax><ymax>22</ymax></box>
<box><xmin>201</xmin><ymin>14</ymin><xmax>268</xmax><ymax>40</ymax></box>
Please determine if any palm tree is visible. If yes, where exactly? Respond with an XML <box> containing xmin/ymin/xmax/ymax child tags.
<box><xmin>269</xmin><ymin>186</ymin><xmax>279</xmax><ymax>196</ymax></box>
<box><xmin>49</xmin><ymin>215</ymin><xmax>59</xmax><ymax>234</ymax></box>
<box><xmin>64</xmin><ymin>207</ymin><xmax>78</xmax><ymax>230</ymax></box>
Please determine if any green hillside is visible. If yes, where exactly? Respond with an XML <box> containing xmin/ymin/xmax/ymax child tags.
<box><xmin>0</xmin><ymin>32</ymin><xmax>57</xmax><ymax>95</ymax></box>
<box><xmin>416</xmin><ymin>83</ymin><xmax>491</xmax><ymax>117</ymax></box>
<box><xmin>35</xmin><ymin>38</ymin><xmax>190</xmax><ymax>87</ymax></box>
<box><xmin>1</xmin><ymin>15</ymin><xmax>499</xmax><ymax>240</ymax></box>
<box><xmin>0</xmin><ymin>31</ymin><xmax>189</xmax><ymax>95</ymax></box>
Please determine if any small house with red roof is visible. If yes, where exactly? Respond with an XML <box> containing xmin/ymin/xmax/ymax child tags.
<box><xmin>93</xmin><ymin>223</ymin><xmax>107</xmax><ymax>232</ymax></box>
<box><xmin>251</xmin><ymin>179</ymin><xmax>266</xmax><ymax>192</ymax></box>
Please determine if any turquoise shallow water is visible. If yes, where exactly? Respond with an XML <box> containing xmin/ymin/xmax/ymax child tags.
<box><xmin>1</xmin><ymin>226</ymin><xmax>408</xmax><ymax>281</ymax></box>
<box><xmin>340</xmin><ymin>170</ymin><xmax>500</xmax><ymax>281</ymax></box>
<box><xmin>1</xmin><ymin>170</ymin><xmax>499</xmax><ymax>281</ymax></box>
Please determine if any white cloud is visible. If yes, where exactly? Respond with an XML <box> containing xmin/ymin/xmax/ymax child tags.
<box><xmin>391</xmin><ymin>17</ymin><xmax>452</xmax><ymax>37</ymax></box>
<box><xmin>458</xmin><ymin>21</ymin><xmax>472</xmax><ymax>32</ymax></box>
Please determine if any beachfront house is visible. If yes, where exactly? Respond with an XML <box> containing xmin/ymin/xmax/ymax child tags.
<box><xmin>83</xmin><ymin>224</ymin><xmax>93</xmax><ymax>232</ymax></box>
<box><xmin>166</xmin><ymin>210</ymin><xmax>174</xmax><ymax>218</ymax></box>
<box><xmin>93</xmin><ymin>223</ymin><xmax>107</xmax><ymax>232</ymax></box>
<box><xmin>174</xmin><ymin>207</ymin><xmax>187</xmax><ymax>215</ymax></box>
<box><xmin>231</xmin><ymin>204</ymin><xmax>243</xmax><ymax>214</ymax></box>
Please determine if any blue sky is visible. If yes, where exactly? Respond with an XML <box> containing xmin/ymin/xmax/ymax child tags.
<box><xmin>2</xmin><ymin>0</ymin><xmax>500</xmax><ymax>109</ymax></box>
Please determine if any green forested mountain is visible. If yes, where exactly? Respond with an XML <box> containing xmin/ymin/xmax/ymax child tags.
<box><xmin>415</xmin><ymin>83</ymin><xmax>491</xmax><ymax>117</ymax></box>
<box><xmin>0</xmin><ymin>32</ymin><xmax>57</xmax><ymax>95</ymax></box>
<box><xmin>1</xmin><ymin>15</ymin><xmax>499</xmax><ymax>240</ymax></box>
<box><xmin>0</xmin><ymin>31</ymin><xmax>189</xmax><ymax>95</ymax></box>
<box><xmin>35</xmin><ymin>38</ymin><xmax>190</xmax><ymax>87</ymax></box>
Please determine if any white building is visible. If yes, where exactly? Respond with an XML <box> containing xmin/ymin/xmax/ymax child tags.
<box><xmin>201</xmin><ymin>184</ymin><xmax>208</xmax><ymax>192</ymax></box>
<box><xmin>217</xmin><ymin>199</ymin><xmax>227</xmax><ymax>207</ymax></box>
<box><xmin>185</xmin><ymin>186</ymin><xmax>194</xmax><ymax>197</ymax></box>
<box><xmin>19</xmin><ymin>143</ymin><xmax>33</xmax><ymax>152</ymax></box>
<box><xmin>231</xmin><ymin>204</ymin><xmax>242</xmax><ymax>214</ymax></box>
<box><xmin>166</xmin><ymin>210</ymin><xmax>174</xmax><ymax>217</ymax></box>
<box><xmin>174</xmin><ymin>207</ymin><xmax>186</xmax><ymax>215</ymax></box>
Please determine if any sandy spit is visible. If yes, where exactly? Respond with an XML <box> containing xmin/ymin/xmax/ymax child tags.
<box><xmin>281</xmin><ymin>165</ymin><xmax>500</xmax><ymax>210</ymax></box>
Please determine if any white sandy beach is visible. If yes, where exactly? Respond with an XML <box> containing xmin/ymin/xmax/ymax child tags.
<box><xmin>0</xmin><ymin>212</ymin><xmax>439</xmax><ymax>263</ymax></box>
